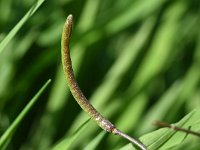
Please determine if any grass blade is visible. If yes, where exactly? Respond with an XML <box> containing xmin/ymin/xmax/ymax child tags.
<box><xmin>120</xmin><ymin>109</ymin><xmax>200</xmax><ymax>150</ymax></box>
<box><xmin>52</xmin><ymin>119</ymin><xmax>90</xmax><ymax>150</ymax></box>
<box><xmin>0</xmin><ymin>0</ymin><xmax>45</xmax><ymax>54</ymax></box>
<box><xmin>0</xmin><ymin>79</ymin><xmax>51</xmax><ymax>148</ymax></box>
<box><xmin>83</xmin><ymin>131</ymin><xmax>106</xmax><ymax>150</ymax></box>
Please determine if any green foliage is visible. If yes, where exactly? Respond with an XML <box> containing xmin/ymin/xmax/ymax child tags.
<box><xmin>0</xmin><ymin>0</ymin><xmax>199</xmax><ymax>150</ymax></box>
<box><xmin>0</xmin><ymin>79</ymin><xmax>51</xmax><ymax>149</ymax></box>
<box><xmin>0</xmin><ymin>0</ymin><xmax>45</xmax><ymax>53</ymax></box>
<box><xmin>83</xmin><ymin>131</ymin><xmax>106</xmax><ymax>150</ymax></box>
<box><xmin>52</xmin><ymin>119</ymin><xmax>90</xmax><ymax>150</ymax></box>
<box><xmin>121</xmin><ymin>109</ymin><xmax>200</xmax><ymax>150</ymax></box>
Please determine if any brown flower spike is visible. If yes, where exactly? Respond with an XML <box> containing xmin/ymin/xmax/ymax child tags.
<box><xmin>61</xmin><ymin>14</ymin><xmax>147</xmax><ymax>150</ymax></box>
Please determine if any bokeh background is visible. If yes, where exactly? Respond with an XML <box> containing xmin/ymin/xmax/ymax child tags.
<box><xmin>0</xmin><ymin>0</ymin><xmax>200</xmax><ymax>149</ymax></box>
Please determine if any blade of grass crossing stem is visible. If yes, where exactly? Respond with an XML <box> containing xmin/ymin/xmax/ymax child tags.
<box><xmin>0</xmin><ymin>79</ymin><xmax>51</xmax><ymax>148</ymax></box>
<box><xmin>52</xmin><ymin>119</ymin><xmax>90</xmax><ymax>150</ymax></box>
<box><xmin>141</xmin><ymin>109</ymin><xmax>200</xmax><ymax>149</ymax></box>
<box><xmin>120</xmin><ymin>109</ymin><xmax>200</xmax><ymax>150</ymax></box>
<box><xmin>83</xmin><ymin>131</ymin><xmax>106</xmax><ymax>150</ymax></box>
<box><xmin>0</xmin><ymin>0</ymin><xmax>45</xmax><ymax>53</ymax></box>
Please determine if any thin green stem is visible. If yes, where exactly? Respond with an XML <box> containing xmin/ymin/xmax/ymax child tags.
<box><xmin>61</xmin><ymin>14</ymin><xmax>147</xmax><ymax>150</ymax></box>
<box><xmin>154</xmin><ymin>121</ymin><xmax>200</xmax><ymax>137</ymax></box>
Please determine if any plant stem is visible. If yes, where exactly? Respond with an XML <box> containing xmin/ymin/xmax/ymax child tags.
<box><xmin>61</xmin><ymin>14</ymin><xmax>147</xmax><ymax>150</ymax></box>
<box><xmin>154</xmin><ymin>121</ymin><xmax>200</xmax><ymax>137</ymax></box>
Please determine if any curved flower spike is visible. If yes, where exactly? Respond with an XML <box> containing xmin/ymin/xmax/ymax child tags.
<box><xmin>61</xmin><ymin>14</ymin><xmax>147</xmax><ymax>150</ymax></box>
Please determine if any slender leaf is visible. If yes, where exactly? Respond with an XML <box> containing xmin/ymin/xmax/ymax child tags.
<box><xmin>52</xmin><ymin>119</ymin><xmax>90</xmax><ymax>150</ymax></box>
<box><xmin>0</xmin><ymin>0</ymin><xmax>45</xmax><ymax>53</ymax></box>
<box><xmin>83</xmin><ymin>131</ymin><xmax>106</xmax><ymax>150</ymax></box>
<box><xmin>0</xmin><ymin>79</ymin><xmax>51</xmax><ymax>148</ymax></box>
<box><xmin>120</xmin><ymin>109</ymin><xmax>200</xmax><ymax>150</ymax></box>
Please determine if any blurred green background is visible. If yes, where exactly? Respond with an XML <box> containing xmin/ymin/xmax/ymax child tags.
<box><xmin>0</xmin><ymin>0</ymin><xmax>200</xmax><ymax>149</ymax></box>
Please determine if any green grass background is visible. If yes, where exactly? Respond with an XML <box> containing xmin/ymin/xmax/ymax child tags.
<box><xmin>0</xmin><ymin>0</ymin><xmax>200</xmax><ymax>149</ymax></box>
